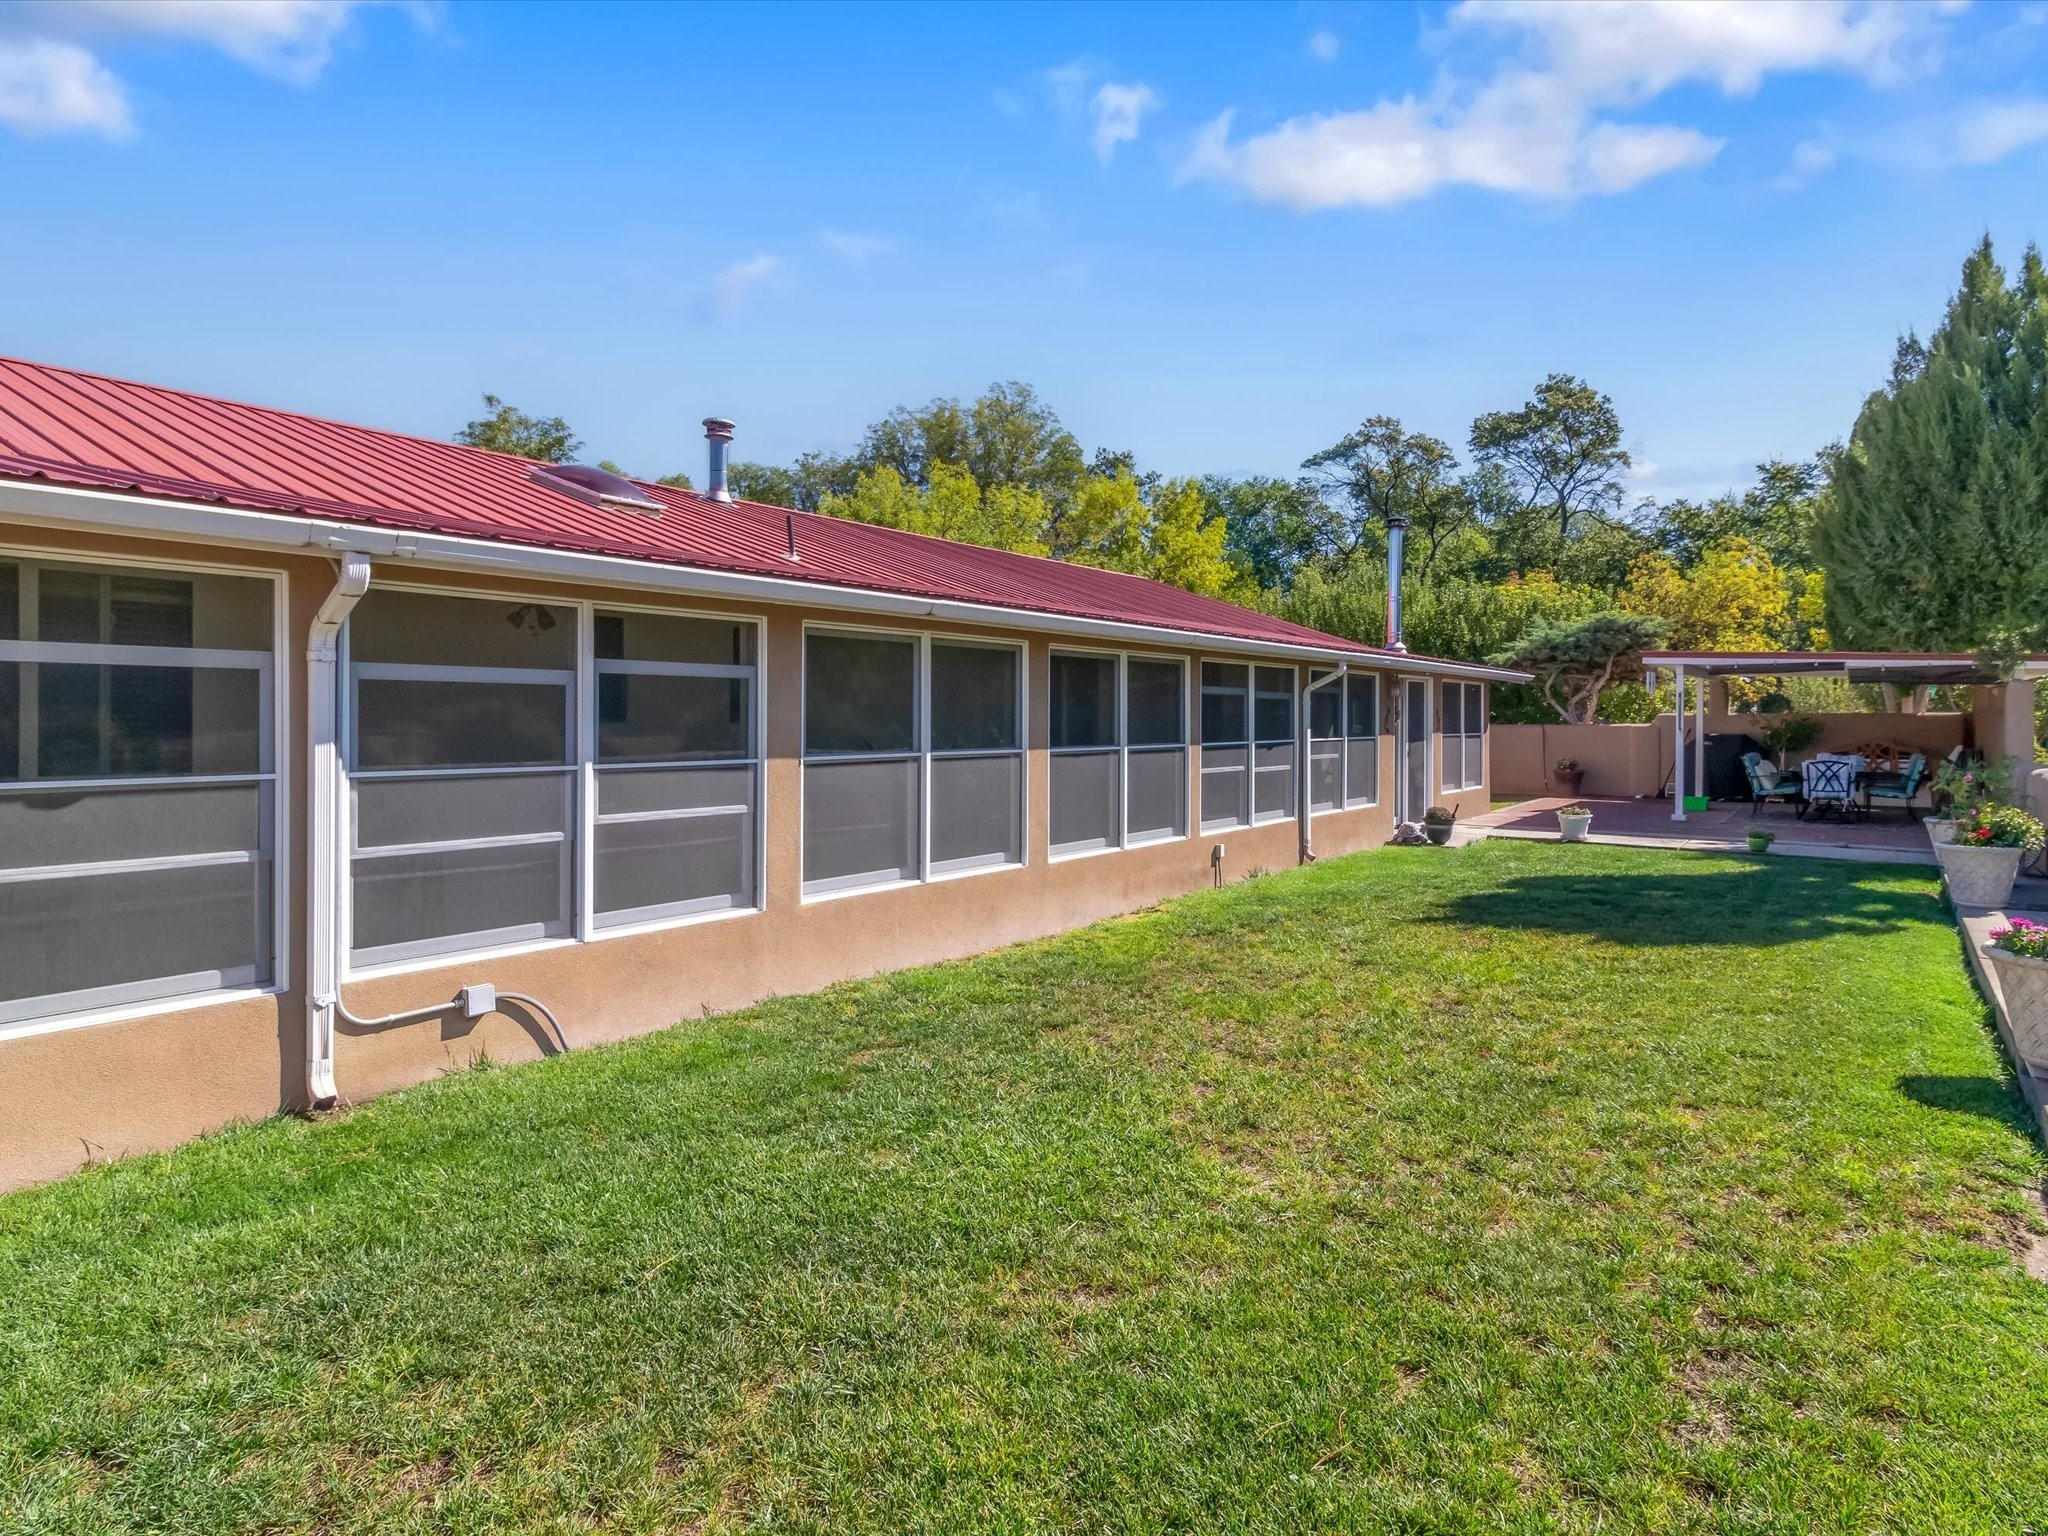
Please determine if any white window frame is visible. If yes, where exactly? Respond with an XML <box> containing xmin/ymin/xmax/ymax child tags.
<box><xmin>1251</xmin><ymin>663</ymin><xmax>1299</xmax><ymax>825</ymax></box>
<box><xmin>588</xmin><ymin>604</ymin><xmax>765</xmax><ymax>934</ymax></box>
<box><xmin>1441</xmin><ymin>679</ymin><xmax>1486</xmax><ymax>794</ymax></box>
<box><xmin>0</xmin><ymin>548</ymin><xmax>288</xmax><ymax>1041</ymax></box>
<box><xmin>1198</xmin><ymin>657</ymin><xmax>1253</xmax><ymax>833</ymax></box>
<box><xmin>800</xmin><ymin>622</ymin><xmax>1028</xmax><ymax>901</ymax></box>
<box><xmin>1345</xmin><ymin>672</ymin><xmax>1380</xmax><ymax>809</ymax></box>
<box><xmin>1049</xmin><ymin>646</ymin><xmax>1189</xmax><ymax>861</ymax></box>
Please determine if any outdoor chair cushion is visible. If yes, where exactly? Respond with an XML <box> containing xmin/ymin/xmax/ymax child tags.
<box><xmin>1754</xmin><ymin>762</ymin><xmax>1781</xmax><ymax>790</ymax></box>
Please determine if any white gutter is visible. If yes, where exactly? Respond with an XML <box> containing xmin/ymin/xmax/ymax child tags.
<box><xmin>0</xmin><ymin>478</ymin><xmax>1530</xmax><ymax>684</ymax></box>
<box><xmin>306</xmin><ymin>552</ymin><xmax>372</xmax><ymax>1107</ymax></box>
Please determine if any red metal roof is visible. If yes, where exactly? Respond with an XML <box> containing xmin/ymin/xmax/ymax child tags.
<box><xmin>0</xmin><ymin>354</ymin><xmax>1407</xmax><ymax>659</ymax></box>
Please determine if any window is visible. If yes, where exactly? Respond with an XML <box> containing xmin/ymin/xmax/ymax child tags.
<box><xmin>1049</xmin><ymin>651</ymin><xmax>1187</xmax><ymax>857</ymax></box>
<box><xmin>1441</xmin><ymin>680</ymin><xmax>1486</xmax><ymax>792</ymax></box>
<box><xmin>803</xmin><ymin>630</ymin><xmax>1024</xmax><ymax>895</ymax></box>
<box><xmin>1199</xmin><ymin>661</ymin><xmax>1250</xmax><ymax>830</ymax></box>
<box><xmin>347</xmin><ymin>589</ymin><xmax>576</xmax><ymax>966</ymax></box>
<box><xmin>0</xmin><ymin>557</ymin><xmax>277</xmax><ymax>1028</ymax></box>
<box><xmin>1125</xmin><ymin>657</ymin><xmax>1187</xmax><ymax>844</ymax></box>
<box><xmin>1309</xmin><ymin>672</ymin><xmax>1380</xmax><ymax>812</ymax></box>
<box><xmin>1254</xmin><ymin>665</ymin><xmax>1298</xmax><ymax>822</ymax></box>
<box><xmin>593</xmin><ymin>610</ymin><xmax>758</xmax><ymax>928</ymax></box>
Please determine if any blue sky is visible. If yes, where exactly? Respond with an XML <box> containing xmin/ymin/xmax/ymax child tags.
<box><xmin>1</xmin><ymin>1</ymin><xmax>2044</xmax><ymax>504</ymax></box>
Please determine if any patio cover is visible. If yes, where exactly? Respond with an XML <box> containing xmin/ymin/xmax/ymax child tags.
<box><xmin>1641</xmin><ymin>650</ymin><xmax>2048</xmax><ymax>822</ymax></box>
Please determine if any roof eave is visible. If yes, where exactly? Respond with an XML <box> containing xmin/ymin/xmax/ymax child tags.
<box><xmin>0</xmin><ymin>476</ymin><xmax>1527</xmax><ymax>681</ymax></box>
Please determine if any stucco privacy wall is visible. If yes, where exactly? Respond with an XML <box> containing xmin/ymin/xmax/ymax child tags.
<box><xmin>1492</xmin><ymin>712</ymin><xmax>1977</xmax><ymax>799</ymax></box>
<box><xmin>0</xmin><ymin>522</ymin><xmax>1491</xmax><ymax>1190</ymax></box>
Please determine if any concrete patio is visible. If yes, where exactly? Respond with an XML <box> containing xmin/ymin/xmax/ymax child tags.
<box><xmin>1464</xmin><ymin>794</ymin><xmax>1937</xmax><ymax>863</ymax></box>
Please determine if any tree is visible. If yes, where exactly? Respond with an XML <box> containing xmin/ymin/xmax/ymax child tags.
<box><xmin>1620</xmin><ymin>538</ymin><xmax>1790</xmax><ymax>653</ymax></box>
<box><xmin>817</xmin><ymin>463</ymin><xmax>1049</xmax><ymax>557</ymax></box>
<box><xmin>1299</xmin><ymin>416</ymin><xmax>1468</xmax><ymax>572</ymax></box>
<box><xmin>1653</xmin><ymin>457</ymin><xmax>1826</xmax><ymax>572</ymax></box>
<box><xmin>1469</xmin><ymin>374</ymin><xmax>1631</xmax><ymax>542</ymax></box>
<box><xmin>1490</xmin><ymin>611</ymin><xmax>1667</xmax><ymax>724</ymax></box>
<box><xmin>454</xmin><ymin>394</ymin><xmax>580</xmax><ymax>462</ymax></box>
<box><xmin>726</xmin><ymin>462</ymin><xmax>795</xmax><ymax>504</ymax></box>
<box><xmin>1813</xmin><ymin>235</ymin><xmax>2048</xmax><ymax>652</ymax></box>
<box><xmin>1202</xmin><ymin>474</ymin><xmax>1330</xmax><ymax>589</ymax></box>
<box><xmin>969</xmin><ymin>381</ymin><xmax>1085</xmax><ymax>506</ymax></box>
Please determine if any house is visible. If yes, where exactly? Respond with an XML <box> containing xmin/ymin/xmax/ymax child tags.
<box><xmin>0</xmin><ymin>356</ymin><xmax>1520</xmax><ymax>1189</ymax></box>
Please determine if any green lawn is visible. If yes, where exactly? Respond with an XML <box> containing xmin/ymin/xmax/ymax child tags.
<box><xmin>4</xmin><ymin>842</ymin><xmax>2046</xmax><ymax>1535</ymax></box>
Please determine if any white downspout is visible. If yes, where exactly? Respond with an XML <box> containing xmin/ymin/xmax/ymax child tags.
<box><xmin>1299</xmin><ymin>662</ymin><xmax>1349</xmax><ymax>863</ymax></box>
<box><xmin>306</xmin><ymin>552</ymin><xmax>372</xmax><ymax>1108</ymax></box>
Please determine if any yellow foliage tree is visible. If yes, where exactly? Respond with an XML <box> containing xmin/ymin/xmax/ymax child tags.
<box><xmin>1621</xmin><ymin>538</ymin><xmax>1789</xmax><ymax>652</ymax></box>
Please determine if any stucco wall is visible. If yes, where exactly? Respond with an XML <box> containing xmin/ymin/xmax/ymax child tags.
<box><xmin>0</xmin><ymin>522</ymin><xmax>1489</xmax><ymax>1190</ymax></box>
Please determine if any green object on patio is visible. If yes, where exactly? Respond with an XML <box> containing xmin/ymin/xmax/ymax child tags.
<box><xmin>1683</xmin><ymin>794</ymin><xmax>1710</xmax><ymax>812</ymax></box>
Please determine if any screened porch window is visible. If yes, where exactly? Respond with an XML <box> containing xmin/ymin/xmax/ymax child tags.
<box><xmin>347</xmin><ymin>589</ymin><xmax>576</xmax><ymax>966</ymax></box>
<box><xmin>0</xmin><ymin>557</ymin><xmax>277</xmax><ymax>1028</ymax></box>
<box><xmin>1309</xmin><ymin>672</ymin><xmax>1380</xmax><ymax>812</ymax></box>
<box><xmin>1199</xmin><ymin>661</ymin><xmax>1251</xmax><ymax>831</ymax></box>
<box><xmin>1441</xmin><ymin>680</ymin><xmax>1486</xmax><ymax>793</ymax></box>
<box><xmin>593</xmin><ymin>610</ymin><xmax>759</xmax><ymax>927</ymax></box>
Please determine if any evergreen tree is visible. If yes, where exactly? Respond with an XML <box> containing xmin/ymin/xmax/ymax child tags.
<box><xmin>1814</xmin><ymin>236</ymin><xmax>2048</xmax><ymax>653</ymax></box>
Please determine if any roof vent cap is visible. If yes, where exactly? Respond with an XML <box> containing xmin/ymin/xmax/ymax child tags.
<box><xmin>530</xmin><ymin>463</ymin><xmax>665</xmax><ymax>515</ymax></box>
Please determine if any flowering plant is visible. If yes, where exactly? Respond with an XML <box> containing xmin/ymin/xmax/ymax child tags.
<box><xmin>1952</xmin><ymin>801</ymin><xmax>2046</xmax><ymax>851</ymax></box>
<box><xmin>1932</xmin><ymin>757</ymin><xmax>2009</xmax><ymax>817</ymax></box>
<box><xmin>1557</xmin><ymin>805</ymin><xmax>1592</xmax><ymax>817</ymax></box>
<box><xmin>1989</xmin><ymin>916</ymin><xmax>2048</xmax><ymax>959</ymax></box>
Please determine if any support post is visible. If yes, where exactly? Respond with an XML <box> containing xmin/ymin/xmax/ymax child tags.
<box><xmin>1671</xmin><ymin>664</ymin><xmax>1688</xmax><ymax>822</ymax></box>
<box><xmin>1693</xmin><ymin>667</ymin><xmax>1707</xmax><ymax>810</ymax></box>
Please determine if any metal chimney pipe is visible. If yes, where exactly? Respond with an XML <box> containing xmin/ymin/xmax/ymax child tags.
<box><xmin>703</xmin><ymin>417</ymin><xmax>735</xmax><ymax>503</ymax></box>
<box><xmin>1384</xmin><ymin>513</ymin><xmax>1408</xmax><ymax>652</ymax></box>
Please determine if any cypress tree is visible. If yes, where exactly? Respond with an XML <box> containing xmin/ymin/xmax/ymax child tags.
<box><xmin>1814</xmin><ymin>236</ymin><xmax>2048</xmax><ymax>652</ymax></box>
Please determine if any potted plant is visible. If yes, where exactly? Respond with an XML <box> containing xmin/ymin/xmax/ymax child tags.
<box><xmin>1980</xmin><ymin>917</ymin><xmax>2048</xmax><ymax>1073</ymax></box>
<box><xmin>1747</xmin><ymin>826</ymin><xmax>1775</xmax><ymax>854</ymax></box>
<box><xmin>1552</xmin><ymin>757</ymin><xmax>1584</xmax><ymax>797</ymax></box>
<box><xmin>1421</xmin><ymin>805</ymin><xmax>1458</xmax><ymax>845</ymax></box>
<box><xmin>1758</xmin><ymin>713</ymin><xmax>1823</xmax><ymax>770</ymax></box>
<box><xmin>1934</xmin><ymin>800</ymin><xmax>2045</xmax><ymax>908</ymax></box>
<box><xmin>1928</xmin><ymin>758</ymin><xmax>2004</xmax><ymax>845</ymax></box>
<box><xmin>1556</xmin><ymin>804</ymin><xmax>1593</xmax><ymax>842</ymax></box>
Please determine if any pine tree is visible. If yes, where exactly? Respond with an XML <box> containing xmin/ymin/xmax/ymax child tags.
<box><xmin>1813</xmin><ymin>237</ymin><xmax>2048</xmax><ymax>653</ymax></box>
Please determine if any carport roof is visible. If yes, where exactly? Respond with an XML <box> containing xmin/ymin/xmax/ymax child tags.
<box><xmin>1642</xmin><ymin>650</ymin><xmax>2048</xmax><ymax>685</ymax></box>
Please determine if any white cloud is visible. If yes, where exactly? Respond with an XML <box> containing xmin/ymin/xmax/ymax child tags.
<box><xmin>1183</xmin><ymin>0</ymin><xmax>1955</xmax><ymax>209</ymax></box>
<box><xmin>1307</xmin><ymin>29</ymin><xmax>1341</xmax><ymax>64</ymax></box>
<box><xmin>816</xmin><ymin>228</ymin><xmax>894</xmax><ymax>262</ymax></box>
<box><xmin>709</xmin><ymin>254</ymin><xmax>789</xmax><ymax>319</ymax></box>
<box><xmin>1090</xmin><ymin>80</ymin><xmax>1160</xmax><ymax>163</ymax></box>
<box><xmin>1039</xmin><ymin>58</ymin><xmax>1162</xmax><ymax>164</ymax></box>
<box><xmin>1947</xmin><ymin>97</ymin><xmax>2048</xmax><ymax>165</ymax></box>
<box><xmin>0</xmin><ymin>39</ymin><xmax>131</xmax><ymax>138</ymax></box>
<box><xmin>1775</xmin><ymin>135</ymin><xmax>1837</xmax><ymax>188</ymax></box>
<box><xmin>0</xmin><ymin>0</ymin><xmax>404</xmax><ymax>139</ymax></box>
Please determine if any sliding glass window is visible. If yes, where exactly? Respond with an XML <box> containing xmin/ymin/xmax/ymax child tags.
<box><xmin>1441</xmin><ymin>680</ymin><xmax>1486</xmax><ymax>793</ymax></box>
<box><xmin>803</xmin><ymin>629</ymin><xmax>1024</xmax><ymax>895</ymax></box>
<box><xmin>0</xmin><ymin>557</ymin><xmax>277</xmax><ymax>1028</ymax></box>
<box><xmin>347</xmin><ymin>588</ymin><xmax>576</xmax><ymax>966</ymax></box>
<box><xmin>593</xmin><ymin>610</ymin><xmax>758</xmax><ymax>927</ymax></box>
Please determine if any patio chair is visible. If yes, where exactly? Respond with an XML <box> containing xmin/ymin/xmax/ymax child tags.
<box><xmin>1741</xmin><ymin>751</ymin><xmax>1803</xmax><ymax>816</ymax></box>
<box><xmin>1862</xmin><ymin>751</ymin><xmax>1927</xmax><ymax>820</ymax></box>
<box><xmin>1800</xmin><ymin>756</ymin><xmax>1859</xmax><ymax>820</ymax></box>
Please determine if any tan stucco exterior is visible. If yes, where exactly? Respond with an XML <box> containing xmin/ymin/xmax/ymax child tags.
<box><xmin>0</xmin><ymin>519</ymin><xmax>1492</xmax><ymax>1191</ymax></box>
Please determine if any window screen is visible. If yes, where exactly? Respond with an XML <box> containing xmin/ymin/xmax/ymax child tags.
<box><xmin>929</xmin><ymin>643</ymin><xmax>1023</xmax><ymax>874</ymax></box>
<box><xmin>0</xmin><ymin>558</ymin><xmax>277</xmax><ymax>1027</ymax></box>
<box><xmin>1050</xmin><ymin>652</ymin><xmax>1117</xmax><ymax>749</ymax></box>
<box><xmin>347</xmin><ymin>589</ymin><xmax>575</xmax><ymax>964</ymax></box>
<box><xmin>1252</xmin><ymin>666</ymin><xmax>1296</xmax><ymax>822</ymax></box>
<box><xmin>1050</xmin><ymin>651</ymin><xmax>1119</xmax><ymax>854</ymax></box>
<box><xmin>1345</xmin><ymin>674</ymin><xmax>1379</xmax><ymax>806</ymax></box>
<box><xmin>1199</xmin><ymin>662</ymin><xmax>1252</xmax><ymax>830</ymax></box>
<box><xmin>593</xmin><ymin>610</ymin><xmax>759</xmax><ymax>926</ymax></box>
<box><xmin>803</xmin><ymin>631</ymin><xmax>922</xmax><ymax>893</ymax></box>
<box><xmin>1442</xmin><ymin>680</ymin><xmax>1485</xmax><ymax>792</ymax></box>
<box><xmin>1126</xmin><ymin>657</ymin><xmax>1186</xmax><ymax>843</ymax></box>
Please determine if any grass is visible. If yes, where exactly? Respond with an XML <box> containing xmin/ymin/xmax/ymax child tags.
<box><xmin>3</xmin><ymin>840</ymin><xmax>2046</xmax><ymax>1534</ymax></box>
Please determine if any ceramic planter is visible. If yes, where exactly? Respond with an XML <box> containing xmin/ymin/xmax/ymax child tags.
<box><xmin>1747</xmin><ymin>831</ymin><xmax>1774</xmax><ymax>854</ymax></box>
<box><xmin>1423</xmin><ymin>822</ymin><xmax>1454</xmax><ymax>846</ymax></box>
<box><xmin>1925</xmin><ymin>817</ymin><xmax>1956</xmax><ymax>846</ymax></box>
<box><xmin>1935</xmin><ymin>840</ymin><xmax>2024</xmax><ymax>908</ymax></box>
<box><xmin>1553</xmin><ymin>768</ymin><xmax>1584</xmax><ymax>797</ymax></box>
<box><xmin>1557</xmin><ymin>812</ymin><xmax>1592</xmax><ymax>843</ymax></box>
<box><xmin>1980</xmin><ymin>942</ymin><xmax>2048</xmax><ymax>1073</ymax></box>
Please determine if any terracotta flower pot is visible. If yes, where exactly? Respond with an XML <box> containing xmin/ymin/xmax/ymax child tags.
<box><xmin>1553</xmin><ymin>768</ymin><xmax>1584</xmax><ymax>797</ymax></box>
<box><xmin>1934</xmin><ymin>840</ymin><xmax>2023</xmax><ymax>908</ymax></box>
<box><xmin>1981</xmin><ymin>942</ymin><xmax>2048</xmax><ymax>1073</ymax></box>
<box><xmin>1558</xmin><ymin>812</ymin><xmax>1592</xmax><ymax>843</ymax></box>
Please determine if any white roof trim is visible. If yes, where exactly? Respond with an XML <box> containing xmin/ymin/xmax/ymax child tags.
<box><xmin>0</xmin><ymin>477</ymin><xmax>1531</xmax><ymax>682</ymax></box>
